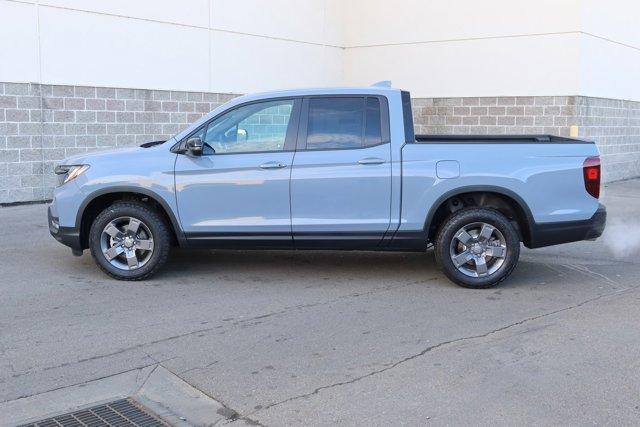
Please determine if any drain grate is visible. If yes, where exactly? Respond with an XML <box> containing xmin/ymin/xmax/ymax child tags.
<box><xmin>16</xmin><ymin>398</ymin><xmax>169</xmax><ymax>427</ymax></box>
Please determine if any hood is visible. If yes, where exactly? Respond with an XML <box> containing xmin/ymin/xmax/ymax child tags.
<box><xmin>61</xmin><ymin>146</ymin><xmax>142</xmax><ymax>165</ymax></box>
<box><xmin>60</xmin><ymin>140</ymin><xmax>173</xmax><ymax>165</ymax></box>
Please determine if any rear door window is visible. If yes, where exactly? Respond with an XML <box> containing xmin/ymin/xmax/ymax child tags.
<box><xmin>304</xmin><ymin>96</ymin><xmax>386</xmax><ymax>150</ymax></box>
<box><xmin>306</xmin><ymin>98</ymin><xmax>364</xmax><ymax>150</ymax></box>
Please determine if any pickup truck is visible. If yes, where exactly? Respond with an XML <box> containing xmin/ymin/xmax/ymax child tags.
<box><xmin>48</xmin><ymin>85</ymin><xmax>606</xmax><ymax>288</ymax></box>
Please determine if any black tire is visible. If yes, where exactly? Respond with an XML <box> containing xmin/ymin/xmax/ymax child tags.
<box><xmin>434</xmin><ymin>208</ymin><xmax>520</xmax><ymax>289</ymax></box>
<box><xmin>89</xmin><ymin>201</ymin><xmax>171</xmax><ymax>280</ymax></box>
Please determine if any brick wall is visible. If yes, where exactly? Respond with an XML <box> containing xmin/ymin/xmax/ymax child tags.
<box><xmin>575</xmin><ymin>97</ymin><xmax>640</xmax><ymax>182</ymax></box>
<box><xmin>0</xmin><ymin>82</ymin><xmax>237</xmax><ymax>203</ymax></box>
<box><xmin>0</xmin><ymin>82</ymin><xmax>638</xmax><ymax>203</ymax></box>
<box><xmin>412</xmin><ymin>96</ymin><xmax>640</xmax><ymax>183</ymax></box>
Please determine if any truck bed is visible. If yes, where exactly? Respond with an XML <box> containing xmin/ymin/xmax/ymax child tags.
<box><xmin>415</xmin><ymin>134</ymin><xmax>593</xmax><ymax>144</ymax></box>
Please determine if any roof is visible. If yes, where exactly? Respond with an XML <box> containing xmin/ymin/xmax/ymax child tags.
<box><xmin>232</xmin><ymin>85</ymin><xmax>400</xmax><ymax>103</ymax></box>
<box><xmin>172</xmin><ymin>85</ymin><xmax>401</xmax><ymax>143</ymax></box>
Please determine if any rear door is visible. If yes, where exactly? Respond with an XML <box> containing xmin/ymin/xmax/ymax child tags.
<box><xmin>290</xmin><ymin>96</ymin><xmax>392</xmax><ymax>248</ymax></box>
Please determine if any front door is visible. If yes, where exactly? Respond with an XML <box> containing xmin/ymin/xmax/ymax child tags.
<box><xmin>175</xmin><ymin>98</ymin><xmax>300</xmax><ymax>247</ymax></box>
<box><xmin>290</xmin><ymin>96</ymin><xmax>392</xmax><ymax>248</ymax></box>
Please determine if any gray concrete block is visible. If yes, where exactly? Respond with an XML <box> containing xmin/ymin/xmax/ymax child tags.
<box><xmin>7</xmin><ymin>136</ymin><xmax>31</xmax><ymax>148</ymax></box>
<box><xmin>116</xmin><ymin>88</ymin><xmax>136</xmax><ymax>99</ymax></box>
<box><xmin>18</xmin><ymin>96</ymin><xmax>41</xmax><ymax>109</ymax></box>
<box><xmin>97</xmin><ymin>111</ymin><xmax>116</xmax><ymax>122</ymax></box>
<box><xmin>107</xmin><ymin>124</ymin><xmax>126</xmax><ymax>135</ymax></box>
<box><xmin>74</xmin><ymin>86</ymin><xmax>96</xmax><ymax>98</ymax></box>
<box><xmin>162</xmin><ymin>101</ymin><xmax>179</xmax><ymax>112</ymax></box>
<box><xmin>19</xmin><ymin>122</ymin><xmax>42</xmax><ymax>135</ymax></box>
<box><xmin>116</xmin><ymin>111</ymin><xmax>134</xmax><ymax>123</ymax></box>
<box><xmin>43</xmin><ymin>97</ymin><xmax>63</xmax><ymax>110</ymax></box>
<box><xmin>153</xmin><ymin>90</ymin><xmax>171</xmax><ymax>100</ymax></box>
<box><xmin>4</xmin><ymin>83</ymin><xmax>29</xmax><ymax>95</ymax></box>
<box><xmin>144</xmin><ymin>100</ymin><xmax>162</xmax><ymax>112</ymax></box>
<box><xmin>87</xmin><ymin>123</ymin><xmax>107</xmax><ymax>134</ymax></box>
<box><xmin>125</xmin><ymin>99</ymin><xmax>144</xmax><ymax>111</ymax></box>
<box><xmin>63</xmin><ymin>97</ymin><xmax>85</xmax><ymax>110</ymax></box>
<box><xmin>86</xmin><ymin>98</ymin><xmax>106</xmax><ymax>110</ymax></box>
<box><xmin>54</xmin><ymin>110</ymin><xmax>74</xmax><ymax>122</ymax></box>
<box><xmin>6</xmin><ymin>109</ymin><xmax>30</xmax><ymax>122</ymax></box>
<box><xmin>96</xmin><ymin>87</ymin><xmax>116</xmax><ymax>98</ymax></box>
<box><xmin>0</xmin><ymin>96</ymin><xmax>17</xmax><ymax>109</ymax></box>
<box><xmin>52</xmin><ymin>86</ymin><xmax>74</xmax><ymax>97</ymax></box>
<box><xmin>75</xmin><ymin>111</ymin><xmax>96</xmax><ymax>123</ymax></box>
<box><xmin>65</xmin><ymin>123</ymin><xmax>87</xmax><ymax>135</ymax></box>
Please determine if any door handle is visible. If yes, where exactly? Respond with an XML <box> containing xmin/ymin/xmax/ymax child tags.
<box><xmin>259</xmin><ymin>161</ymin><xmax>287</xmax><ymax>169</ymax></box>
<box><xmin>357</xmin><ymin>157</ymin><xmax>385</xmax><ymax>165</ymax></box>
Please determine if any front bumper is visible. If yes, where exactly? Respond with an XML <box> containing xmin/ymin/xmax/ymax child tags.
<box><xmin>527</xmin><ymin>203</ymin><xmax>607</xmax><ymax>248</ymax></box>
<box><xmin>48</xmin><ymin>205</ymin><xmax>83</xmax><ymax>254</ymax></box>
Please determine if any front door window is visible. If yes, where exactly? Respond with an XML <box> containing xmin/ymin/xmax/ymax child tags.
<box><xmin>202</xmin><ymin>100</ymin><xmax>294</xmax><ymax>154</ymax></box>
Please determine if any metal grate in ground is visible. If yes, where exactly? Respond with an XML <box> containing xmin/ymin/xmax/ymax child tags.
<box><xmin>16</xmin><ymin>398</ymin><xmax>169</xmax><ymax>427</ymax></box>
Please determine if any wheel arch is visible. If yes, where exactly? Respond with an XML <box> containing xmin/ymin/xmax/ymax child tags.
<box><xmin>424</xmin><ymin>185</ymin><xmax>535</xmax><ymax>246</ymax></box>
<box><xmin>76</xmin><ymin>187</ymin><xmax>185</xmax><ymax>249</ymax></box>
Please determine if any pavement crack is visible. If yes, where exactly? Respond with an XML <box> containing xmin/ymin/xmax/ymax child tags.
<box><xmin>156</xmin><ymin>363</ymin><xmax>265</xmax><ymax>427</ymax></box>
<box><xmin>253</xmin><ymin>285</ymin><xmax>639</xmax><ymax>414</ymax></box>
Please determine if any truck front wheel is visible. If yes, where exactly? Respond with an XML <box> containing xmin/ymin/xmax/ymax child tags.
<box><xmin>88</xmin><ymin>201</ymin><xmax>171</xmax><ymax>280</ymax></box>
<box><xmin>434</xmin><ymin>208</ymin><xmax>520</xmax><ymax>288</ymax></box>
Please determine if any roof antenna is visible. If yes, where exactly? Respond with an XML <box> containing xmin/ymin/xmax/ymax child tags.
<box><xmin>371</xmin><ymin>81</ymin><xmax>392</xmax><ymax>88</ymax></box>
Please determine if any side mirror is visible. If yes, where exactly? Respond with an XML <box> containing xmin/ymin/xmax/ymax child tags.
<box><xmin>237</xmin><ymin>128</ymin><xmax>248</xmax><ymax>141</ymax></box>
<box><xmin>186</xmin><ymin>136</ymin><xmax>204</xmax><ymax>156</ymax></box>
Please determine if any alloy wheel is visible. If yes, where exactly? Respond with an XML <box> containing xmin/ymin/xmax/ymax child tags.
<box><xmin>100</xmin><ymin>216</ymin><xmax>154</xmax><ymax>270</ymax></box>
<box><xmin>448</xmin><ymin>222</ymin><xmax>507</xmax><ymax>278</ymax></box>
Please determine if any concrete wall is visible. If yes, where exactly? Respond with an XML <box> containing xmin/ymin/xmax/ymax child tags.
<box><xmin>4</xmin><ymin>0</ymin><xmax>639</xmax><ymax>100</ymax></box>
<box><xmin>0</xmin><ymin>0</ymin><xmax>344</xmax><ymax>93</ymax></box>
<box><xmin>343</xmin><ymin>0</ymin><xmax>640</xmax><ymax>101</ymax></box>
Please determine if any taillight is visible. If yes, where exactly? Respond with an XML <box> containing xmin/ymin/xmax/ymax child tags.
<box><xmin>583</xmin><ymin>156</ymin><xmax>601</xmax><ymax>199</ymax></box>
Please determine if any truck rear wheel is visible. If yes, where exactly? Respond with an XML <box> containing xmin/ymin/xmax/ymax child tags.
<box><xmin>88</xmin><ymin>201</ymin><xmax>171</xmax><ymax>280</ymax></box>
<box><xmin>434</xmin><ymin>208</ymin><xmax>520</xmax><ymax>288</ymax></box>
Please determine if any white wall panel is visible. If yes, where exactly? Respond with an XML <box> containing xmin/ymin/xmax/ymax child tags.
<box><xmin>322</xmin><ymin>0</ymin><xmax>345</xmax><ymax>47</ymax></box>
<box><xmin>582</xmin><ymin>0</ymin><xmax>640</xmax><ymax>49</ymax></box>
<box><xmin>211</xmin><ymin>0</ymin><xmax>336</xmax><ymax>45</ymax></box>
<box><xmin>2</xmin><ymin>0</ymin><xmax>640</xmax><ymax>101</ymax></box>
<box><xmin>0</xmin><ymin>1</ymin><xmax>39</xmax><ymax>83</ymax></box>
<box><xmin>38</xmin><ymin>6</ymin><xmax>209</xmax><ymax>91</ymax></box>
<box><xmin>344</xmin><ymin>33</ymin><xmax>581</xmax><ymax>98</ymax></box>
<box><xmin>39</xmin><ymin>0</ymin><xmax>210</xmax><ymax>28</ymax></box>
<box><xmin>579</xmin><ymin>34</ymin><xmax>640</xmax><ymax>101</ymax></box>
<box><xmin>343</xmin><ymin>0</ymin><xmax>580</xmax><ymax>47</ymax></box>
<box><xmin>210</xmin><ymin>31</ymin><xmax>343</xmax><ymax>93</ymax></box>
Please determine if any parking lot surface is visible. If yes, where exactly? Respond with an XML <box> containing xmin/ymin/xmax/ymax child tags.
<box><xmin>1</xmin><ymin>179</ymin><xmax>640</xmax><ymax>426</ymax></box>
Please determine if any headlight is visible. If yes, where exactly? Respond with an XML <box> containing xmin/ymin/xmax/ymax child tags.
<box><xmin>54</xmin><ymin>164</ymin><xmax>90</xmax><ymax>185</ymax></box>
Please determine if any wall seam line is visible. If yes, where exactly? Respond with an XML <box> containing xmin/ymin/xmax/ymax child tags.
<box><xmin>1</xmin><ymin>0</ymin><xmax>344</xmax><ymax>49</ymax></box>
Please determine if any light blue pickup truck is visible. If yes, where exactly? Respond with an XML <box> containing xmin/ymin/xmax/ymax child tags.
<box><xmin>48</xmin><ymin>85</ymin><xmax>606</xmax><ymax>288</ymax></box>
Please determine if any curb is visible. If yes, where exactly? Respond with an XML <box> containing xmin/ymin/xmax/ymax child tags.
<box><xmin>0</xmin><ymin>365</ymin><xmax>229</xmax><ymax>427</ymax></box>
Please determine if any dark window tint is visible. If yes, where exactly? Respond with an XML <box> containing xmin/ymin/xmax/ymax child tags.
<box><xmin>364</xmin><ymin>97</ymin><xmax>382</xmax><ymax>146</ymax></box>
<box><xmin>307</xmin><ymin>98</ymin><xmax>364</xmax><ymax>150</ymax></box>
<box><xmin>401</xmin><ymin>90</ymin><xmax>415</xmax><ymax>143</ymax></box>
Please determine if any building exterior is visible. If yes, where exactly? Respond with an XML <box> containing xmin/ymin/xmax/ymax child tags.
<box><xmin>1</xmin><ymin>0</ymin><xmax>638</xmax><ymax>203</ymax></box>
